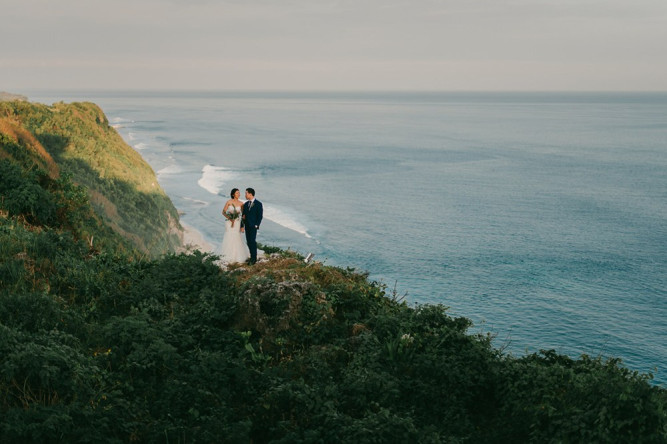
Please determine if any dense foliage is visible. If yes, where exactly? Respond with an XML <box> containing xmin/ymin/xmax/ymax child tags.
<box><xmin>0</xmin><ymin>100</ymin><xmax>181</xmax><ymax>256</ymax></box>
<box><xmin>1</xmin><ymin>99</ymin><xmax>665</xmax><ymax>442</ymax></box>
<box><xmin>1</xmin><ymin>222</ymin><xmax>665</xmax><ymax>442</ymax></box>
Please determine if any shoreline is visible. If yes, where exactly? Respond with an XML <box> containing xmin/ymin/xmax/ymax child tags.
<box><xmin>180</xmin><ymin>220</ymin><xmax>215</xmax><ymax>254</ymax></box>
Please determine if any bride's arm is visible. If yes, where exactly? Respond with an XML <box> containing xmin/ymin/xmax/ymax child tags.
<box><xmin>222</xmin><ymin>201</ymin><xmax>231</xmax><ymax>219</ymax></box>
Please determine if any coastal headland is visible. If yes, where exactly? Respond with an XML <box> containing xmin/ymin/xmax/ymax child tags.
<box><xmin>1</xmin><ymin>96</ymin><xmax>665</xmax><ymax>442</ymax></box>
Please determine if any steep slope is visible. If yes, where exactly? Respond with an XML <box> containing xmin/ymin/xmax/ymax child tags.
<box><xmin>0</xmin><ymin>99</ymin><xmax>182</xmax><ymax>256</ymax></box>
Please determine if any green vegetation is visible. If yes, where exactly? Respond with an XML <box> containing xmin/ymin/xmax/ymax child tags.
<box><xmin>1</xmin><ymin>100</ymin><xmax>181</xmax><ymax>256</ymax></box>
<box><xmin>1</xmin><ymin>100</ymin><xmax>666</xmax><ymax>442</ymax></box>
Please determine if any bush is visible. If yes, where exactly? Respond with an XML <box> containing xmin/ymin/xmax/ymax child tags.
<box><xmin>0</xmin><ymin>159</ymin><xmax>57</xmax><ymax>225</ymax></box>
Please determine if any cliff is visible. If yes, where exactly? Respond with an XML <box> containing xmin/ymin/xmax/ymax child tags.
<box><xmin>0</xmin><ymin>91</ymin><xmax>28</xmax><ymax>102</ymax></box>
<box><xmin>0</xmin><ymin>99</ymin><xmax>665</xmax><ymax>443</ymax></box>
<box><xmin>0</xmin><ymin>99</ymin><xmax>182</xmax><ymax>256</ymax></box>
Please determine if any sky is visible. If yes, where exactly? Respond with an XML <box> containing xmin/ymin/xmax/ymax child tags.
<box><xmin>2</xmin><ymin>0</ymin><xmax>667</xmax><ymax>92</ymax></box>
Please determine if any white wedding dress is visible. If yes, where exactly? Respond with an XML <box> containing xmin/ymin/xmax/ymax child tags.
<box><xmin>220</xmin><ymin>205</ymin><xmax>250</xmax><ymax>263</ymax></box>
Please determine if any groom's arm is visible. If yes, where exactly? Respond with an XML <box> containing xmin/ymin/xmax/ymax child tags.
<box><xmin>256</xmin><ymin>202</ymin><xmax>263</xmax><ymax>229</ymax></box>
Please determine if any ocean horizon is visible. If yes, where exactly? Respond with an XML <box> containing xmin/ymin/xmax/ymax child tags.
<box><xmin>25</xmin><ymin>90</ymin><xmax>667</xmax><ymax>385</ymax></box>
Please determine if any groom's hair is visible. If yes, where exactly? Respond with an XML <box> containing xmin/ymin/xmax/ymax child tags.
<box><xmin>246</xmin><ymin>188</ymin><xmax>255</xmax><ymax>196</ymax></box>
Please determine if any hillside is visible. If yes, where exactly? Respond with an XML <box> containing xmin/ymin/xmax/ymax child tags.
<box><xmin>0</xmin><ymin>99</ymin><xmax>665</xmax><ymax>443</ymax></box>
<box><xmin>0</xmin><ymin>92</ymin><xmax>28</xmax><ymax>102</ymax></box>
<box><xmin>0</xmin><ymin>99</ymin><xmax>181</xmax><ymax>256</ymax></box>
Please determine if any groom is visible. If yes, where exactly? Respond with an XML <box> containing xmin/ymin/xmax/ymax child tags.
<box><xmin>242</xmin><ymin>188</ymin><xmax>263</xmax><ymax>264</ymax></box>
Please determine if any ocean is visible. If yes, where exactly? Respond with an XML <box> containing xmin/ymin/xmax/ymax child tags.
<box><xmin>27</xmin><ymin>90</ymin><xmax>667</xmax><ymax>385</ymax></box>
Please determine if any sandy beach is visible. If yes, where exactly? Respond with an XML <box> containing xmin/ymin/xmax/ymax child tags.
<box><xmin>180</xmin><ymin>221</ymin><xmax>215</xmax><ymax>254</ymax></box>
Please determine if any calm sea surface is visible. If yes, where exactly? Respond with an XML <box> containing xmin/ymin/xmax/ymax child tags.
<box><xmin>28</xmin><ymin>91</ymin><xmax>667</xmax><ymax>384</ymax></box>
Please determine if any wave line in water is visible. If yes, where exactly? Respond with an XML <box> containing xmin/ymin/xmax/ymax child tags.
<box><xmin>182</xmin><ymin>196</ymin><xmax>210</xmax><ymax>207</ymax></box>
<box><xmin>157</xmin><ymin>165</ymin><xmax>184</xmax><ymax>177</ymax></box>
<box><xmin>110</xmin><ymin>116</ymin><xmax>134</xmax><ymax>130</ymax></box>
<box><xmin>264</xmin><ymin>205</ymin><xmax>312</xmax><ymax>239</ymax></box>
<box><xmin>198</xmin><ymin>164</ymin><xmax>240</xmax><ymax>196</ymax></box>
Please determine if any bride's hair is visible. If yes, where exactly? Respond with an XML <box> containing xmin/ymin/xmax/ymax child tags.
<box><xmin>230</xmin><ymin>188</ymin><xmax>239</xmax><ymax>199</ymax></box>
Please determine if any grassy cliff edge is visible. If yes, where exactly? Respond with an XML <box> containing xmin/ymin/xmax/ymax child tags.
<box><xmin>0</xmin><ymin>98</ymin><xmax>182</xmax><ymax>256</ymax></box>
<box><xmin>0</xmin><ymin>98</ymin><xmax>665</xmax><ymax>443</ymax></box>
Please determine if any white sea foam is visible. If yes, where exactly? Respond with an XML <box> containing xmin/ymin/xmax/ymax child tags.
<box><xmin>157</xmin><ymin>165</ymin><xmax>183</xmax><ymax>177</ymax></box>
<box><xmin>182</xmin><ymin>196</ymin><xmax>210</xmax><ymax>206</ymax></box>
<box><xmin>197</xmin><ymin>164</ymin><xmax>240</xmax><ymax>196</ymax></box>
<box><xmin>264</xmin><ymin>205</ymin><xmax>312</xmax><ymax>238</ymax></box>
<box><xmin>134</xmin><ymin>142</ymin><xmax>148</xmax><ymax>150</ymax></box>
<box><xmin>110</xmin><ymin>117</ymin><xmax>133</xmax><ymax>129</ymax></box>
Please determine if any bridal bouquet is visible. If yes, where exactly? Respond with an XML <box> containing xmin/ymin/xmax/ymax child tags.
<box><xmin>226</xmin><ymin>209</ymin><xmax>240</xmax><ymax>227</ymax></box>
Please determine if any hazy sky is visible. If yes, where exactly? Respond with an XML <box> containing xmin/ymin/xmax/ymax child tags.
<box><xmin>2</xmin><ymin>0</ymin><xmax>667</xmax><ymax>91</ymax></box>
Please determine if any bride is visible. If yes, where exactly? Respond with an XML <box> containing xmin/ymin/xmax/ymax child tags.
<box><xmin>220</xmin><ymin>188</ymin><xmax>250</xmax><ymax>264</ymax></box>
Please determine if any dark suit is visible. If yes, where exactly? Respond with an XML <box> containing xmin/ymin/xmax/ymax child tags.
<box><xmin>243</xmin><ymin>199</ymin><xmax>263</xmax><ymax>263</ymax></box>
